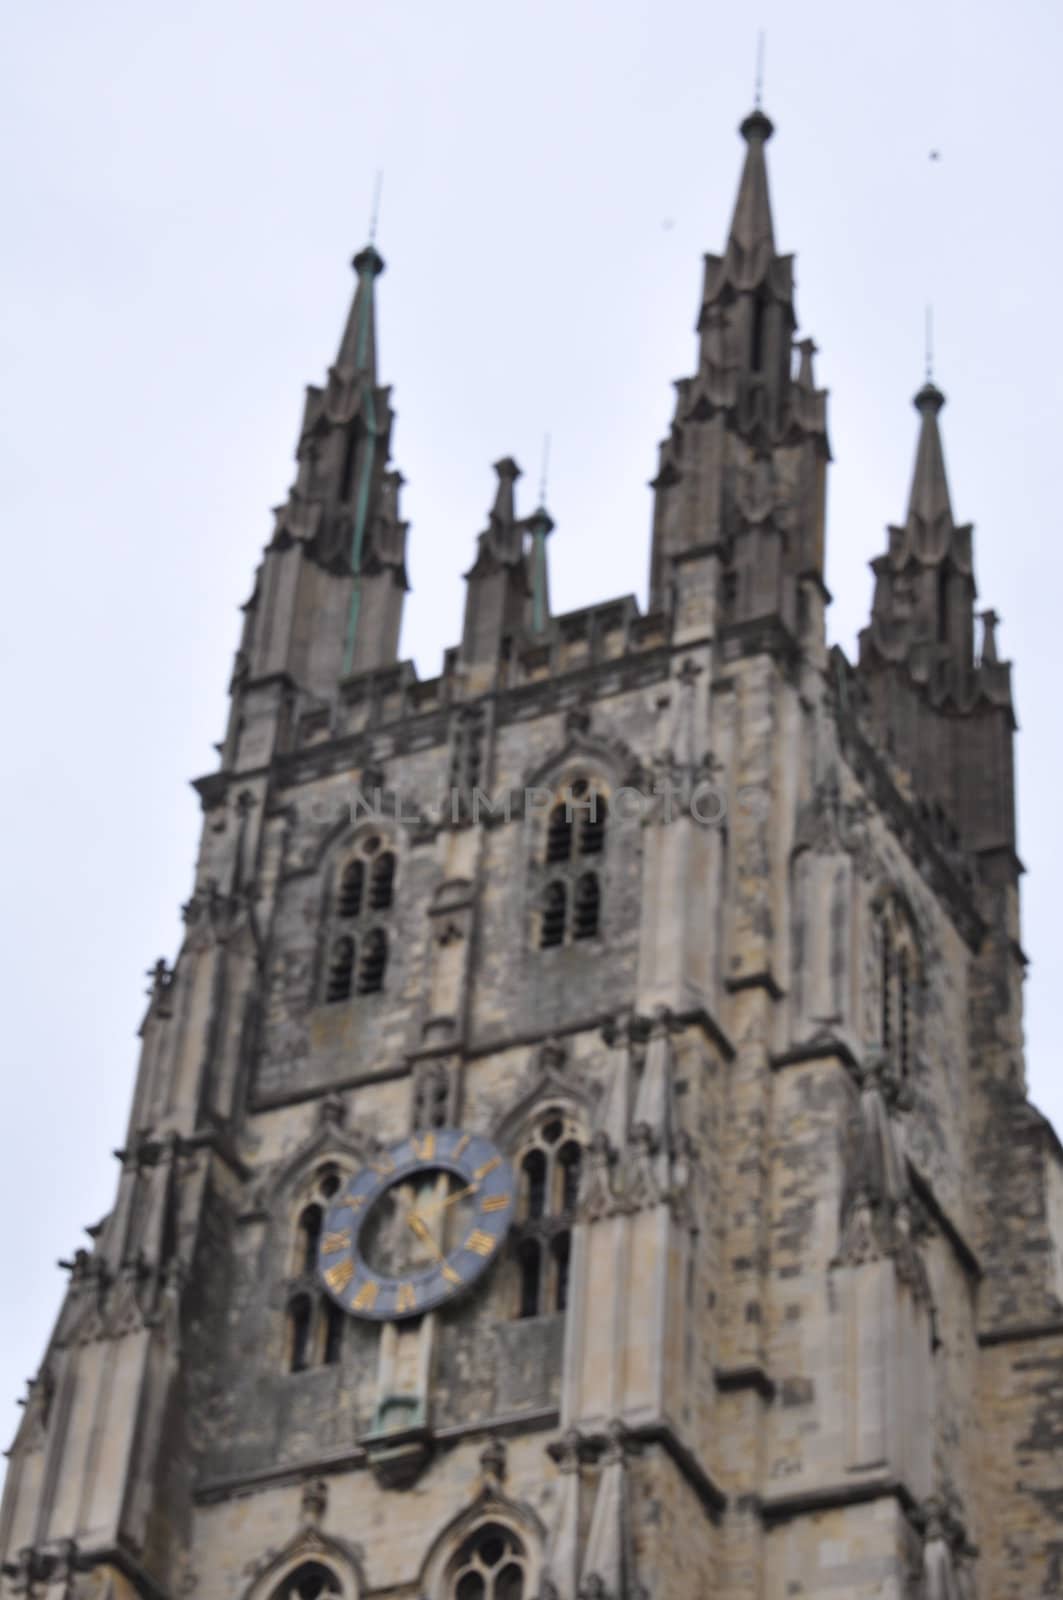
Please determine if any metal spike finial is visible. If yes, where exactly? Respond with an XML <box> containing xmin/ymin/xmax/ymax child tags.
<box><xmin>368</xmin><ymin>171</ymin><xmax>384</xmax><ymax>244</ymax></box>
<box><xmin>538</xmin><ymin>432</ymin><xmax>551</xmax><ymax>507</ymax></box>
<box><xmin>925</xmin><ymin>304</ymin><xmax>934</xmax><ymax>383</ymax></box>
<box><xmin>754</xmin><ymin>31</ymin><xmax>766</xmax><ymax>108</ymax></box>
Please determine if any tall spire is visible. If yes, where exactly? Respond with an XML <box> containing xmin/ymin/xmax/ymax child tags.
<box><xmin>648</xmin><ymin>109</ymin><xmax>829</xmax><ymax>622</ymax></box>
<box><xmin>728</xmin><ymin>108</ymin><xmax>777</xmax><ymax>263</ymax></box>
<box><xmin>857</xmin><ymin>376</ymin><xmax>1015</xmax><ymax>858</ymax></box>
<box><xmin>905</xmin><ymin>380</ymin><xmax>955</xmax><ymax>533</ymax></box>
<box><xmin>228</xmin><ymin>241</ymin><xmax>408</xmax><ymax>721</ymax></box>
<box><xmin>334</xmin><ymin>243</ymin><xmax>383</xmax><ymax>383</ymax></box>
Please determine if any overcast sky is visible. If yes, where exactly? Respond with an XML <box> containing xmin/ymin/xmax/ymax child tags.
<box><xmin>2</xmin><ymin>0</ymin><xmax>1060</xmax><ymax>1464</ymax></box>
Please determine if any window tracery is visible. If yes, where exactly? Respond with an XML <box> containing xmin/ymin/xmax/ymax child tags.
<box><xmin>324</xmin><ymin>833</ymin><xmax>396</xmax><ymax>1003</ymax></box>
<box><xmin>284</xmin><ymin>1164</ymin><xmax>347</xmax><ymax>1373</ymax></box>
<box><xmin>533</xmin><ymin>777</ymin><xmax>608</xmax><ymax>950</ymax></box>
<box><xmin>445</xmin><ymin>1524</ymin><xmax>528</xmax><ymax>1600</ymax></box>
<box><xmin>511</xmin><ymin>1111</ymin><xmax>584</xmax><ymax>1319</ymax></box>
<box><xmin>877</xmin><ymin>897</ymin><xmax>920</xmax><ymax>1079</ymax></box>
<box><xmin>269</xmin><ymin>1564</ymin><xmax>342</xmax><ymax>1600</ymax></box>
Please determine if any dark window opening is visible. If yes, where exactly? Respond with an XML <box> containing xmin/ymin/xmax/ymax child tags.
<box><xmin>326</xmin><ymin>937</ymin><xmax>355</xmax><ymax>1003</ymax></box>
<box><xmin>937</xmin><ymin>567</ymin><xmax>949</xmax><ymax>641</ymax></box>
<box><xmin>518</xmin><ymin>1239</ymin><xmax>541</xmax><ymax>1319</ymax></box>
<box><xmin>579</xmin><ymin>793</ymin><xmax>608</xmax><ymax>856</ymax></box>
<box><xmin>559</xmin><ymin>1141</ymin><xmax>582</xmax><ymax>1213</ymax></box>
<box><xmin>323</xmin><ymin>1298</ymin><xmax>344</xmax><ymax>1366</ymax></box>
<box><xmin>369</xmin><ymin>851</ymin><xmax>395</xmax><ymax>911</ymax></box>
<box><xmin>522</xmin><ymin>1149</ymin><xmax>547</xmax><ymax>1219</ymax></box>
<box><xmin>552</xmin><ymin>1231</ymin><xmax>571</xmax><ymax>1313</ymax></box>
<box><xmin>751</xmin><ymin>293</ymin><xmax>767</xmax><ymax>373</ymax></box>
<box><xmin>288</xmin><ymin>1295</ymin><xmax>312</xmax><ymax>1373</ymax></box>
<box><xmin>540</xmin><ymin>882</ymin><xmax>567</xmax><ymax>949</ymax></box>
<box><xmin>338</xmin><ymin>859</ymin><xmax>364</xmax><ymax>918</ymax></box>
<box><xmin>298</xmin><ymin>1204</ymin><xmax>323</xmax><ymax>1275</ymax></box>
<box><xmin>357</xmin><ymin>929</ymin><xmax>388</xmax><ymax>994</ymax></box>
<box><xmin>573</xmin><ymin>872</ymin><xmax>600</xmax><ymax>940</ymax></box>
<box><xmin>279</xmin><ymin>1562</ymin><xmax>342</xmax><ymax>1600</ymax></box>
<box><xmin>546</xmin><ymin>802</ymin><xmax>573</xmax><ymax>864</ymax></box>
<box><xmin>340</xmin><ymin>428</ymin><xmax>359</xmax><ymax>503</ymax></box>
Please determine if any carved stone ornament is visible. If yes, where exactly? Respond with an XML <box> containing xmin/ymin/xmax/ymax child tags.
<box><xmin>580</xmin><ymin>1130</ymin><xmax>619</xmax><ymax>1222</ymax></box>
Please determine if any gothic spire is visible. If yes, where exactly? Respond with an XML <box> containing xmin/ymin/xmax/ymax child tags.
<box><xmin>863</xmin><ymin>380</ymin><xmax>975</xmax><ymax>676</ymax></box>
<box><xmin>460</xmin><ymin>458</ymin><xmax>533</xmax><ymax>673</ymax></box>
<box><xmin>334</xmin><ymin>243</ymin><xmax>383</xmax><ymax>382</ymax></box>
<box><xmin>905</xmin><ymin>380</ymin><xmax>955</xmax><ymax>534</ymax></box>
<box><xmin>728</xmin><ymin>108</ymin><xmax>777</xmax><ymax>265</ymax></box>
<box><xmin>856</xmin><ymin>376</ymin><xmax>1016</xmax><ymax>859</ymax></box>
<box><xmin>649</xmin><ymin>109</ymin><xmax>829</xmax><ymax>620</ymax></box>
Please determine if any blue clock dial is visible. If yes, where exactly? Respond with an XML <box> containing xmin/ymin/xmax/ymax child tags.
<box><xmin>317</xmin><ymin>1128</ymin><xmax>516</xmax><ymax>1322</ymax></box>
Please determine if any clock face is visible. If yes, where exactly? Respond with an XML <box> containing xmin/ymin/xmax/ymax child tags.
<box><xmin>317</xmin><ymin>1129</ymin><xmax>516</xmax><ymax>1322</ymax></box>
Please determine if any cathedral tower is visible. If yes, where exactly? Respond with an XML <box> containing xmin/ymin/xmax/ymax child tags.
<box><xmin>2</xmin><ymin>111</ymin><xmax>1061</xmax><ymax>1600</ymax></box>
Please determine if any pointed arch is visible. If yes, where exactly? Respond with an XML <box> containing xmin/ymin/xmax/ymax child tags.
<box><xmin>869</xmin><ymin>881</ymin><xmax>926</xmax><ymax>1080</ymax></box>
<box><xmin>418</xmin><ymin>1488</ymin><xmax>546</xmax><ymax>1600</ymax></box>
<box><xmin>242</xmin><ymin>1526</ymin><xmax>365</xmax><ymax>1600</ymax></box>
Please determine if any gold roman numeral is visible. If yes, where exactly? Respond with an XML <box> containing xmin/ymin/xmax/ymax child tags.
<box><xmin>396</xmin><ymin>1283</ymin><xmax>417</xmax><ymax>1313</ymax></box>
<box><xmin>442</xmin><ymin>1263</ymin><xmax>462</xmax><ymax>1285</ymax></box>
<box><xmin>480</xmin><ymin>1194</ymin><xmax>510</xmax><ymax>1213</ymax></box>
<box><xmin>343</xmin><ymin>1194</ymin><xmax>366</xmax><ymax>1211</ymax></box>
<box><xmin>321</xmin><ymin>1229</ymin><xmax>351</xmax><ymax>1254</ymax></box>
<box><xmin>324</xmin><ymin>1259</ymin><xmax>354</xmax><ymax>1294</ymax></box>
<box><xmin>372</xmin><ymin>1154</ymin><xmax>395</xmax><ymax>1176</ymax></box>
<box><xmin>465</xmin><ymin>1229</ymin><xmax>495</xmax><ymax>1256</ymax></box>
<box><xmin>452</xmin><ymin>1133</ymin><xmax>471</xmax><ymax>1159</ymax></box>
<box><xmin>353</xmin><ymin>1280</ymin><xmax>379</xmax><ymax>1311</ymax></box>
<box><xmin>474</xmin><ymin>1155</ymin><xmax>501</xmax><ymax>1180</ymax></box>
<box><xmin>411</xmin><ymin>1131</ymin><xmax>436</xmax><ymax>1161</ymax></box>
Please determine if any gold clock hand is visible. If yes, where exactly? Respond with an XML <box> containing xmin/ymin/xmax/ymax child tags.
<box><xmin>411</xmin><ymin>1180</ymin><xmax>481</xmax><ymax>1222</ymax></box>
<box><xmin>406</xmin><ymin>1211</ymin><xmax>462</xmax><ymax>1286</ymax></box>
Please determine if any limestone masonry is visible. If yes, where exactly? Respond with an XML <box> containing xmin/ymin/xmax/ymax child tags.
<box><xmin>3</xmin><ymin>108</ymin><xmax>1061</xmax><ymax>1600</ymax></box>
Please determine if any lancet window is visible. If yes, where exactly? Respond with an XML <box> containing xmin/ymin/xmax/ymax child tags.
<box><xmin>284</xmin><ymin>1165</ymin><xmax>347</xmax><ymax>1373</ymax></box>
<box><xmin>535</xmin><ymin>777</ymin><xmax>608</xmax><ymax>950</ymax></box>
<box><xmin>878</xmin><ymin>897</ymin><xmax>920</xmax><ymax>1080</ymax></box>
<box><xmin>323</xmin><ymin>834</ymin><xmax>395</xmax><ymax>1002</ymax></box>
<box><xmin>511</xmin><ymin>1111</ymin><xmax>584</xmax><ymax>1319</ymax></box>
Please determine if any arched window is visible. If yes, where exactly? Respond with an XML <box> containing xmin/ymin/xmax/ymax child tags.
<box><xmin>326</xmin><ymin>937</ymin><xmax>355</xmax><ymax>1003</ymax></box>
<box><xmin>338</xmin><ymin>859</ymin><xmax>364</xmax><ymax>918</ymax></box>
<box><xmin>358</xmin><ymin>929</ymin><xmax>388</xmax><ymax>994</ymax></box>
<box><xmin>878</xmin><ymin>898</ymin><xmax>920</xmax><ymax>1080</ymax></box>
<box><xmin>297</xmin><ymin>1204</ymin><xmax>323</xmax><ymax>1275</ymax></box>
<box><xmin>323</xmin><ymin>833</ymin><xmax>397</xmax><ymax>1002</ymax></box>
<box><xmin>446</xmin><ymin>1524</ymin><xmax>528</xmax><ymax>1600</ymax></box>
<box><xmin>284</xmin><ymin>1165</ymin><xmax>348</xmax><ymax>1374</ymax></box>
<box><xmin>511</xmin><ymin>1111</ymin><xmax>584</xmax><ymax>1319</ymax></box>
<box><xmin>572</xmin><ymin>873</ymin><xmax>600</xmax><ymax>940</ymax></box>
<box><xmin>579</xmin><ymin>790</ymin><xmax>608</xmax><ymax>856</ymax></box>
<box><xmin>546</xmin><ymin>803</ymin><xmax>573</xmax><ymax>864</ymax></box>
<box><xmin>539</xmin><ymin>882</ymin><xmax>567</xmax><ymax>949</ymax></box>
<box><xmin>533</xmin><ymin>777</ymin><xmax>608</xmax><ymax>951</ymax></box>
<box><xmin>288</xmin><ymin>1294</ymin><xmax>312</xmax><ymax>1374</ymax></box>
<box><xmin>369</xmin><ymin>851</ymin><xmax>395</xmax><ymax>911</ymax></box>
<box><xmin>271</xmin><ymin>1563</ymin><xmax>342</xmax><ymax>1600</ymax></box>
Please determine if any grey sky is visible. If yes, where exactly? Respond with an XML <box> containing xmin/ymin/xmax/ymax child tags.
<box><xmin>2</xmin><ymin>0</ymin><xmax>1060</xmax><ymax>1463</ymax></box>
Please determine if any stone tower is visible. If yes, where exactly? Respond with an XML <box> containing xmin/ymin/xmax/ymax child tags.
<box><xmin>2</xmin><ymin>109</ymin><xmax>1061</xmax><ymax>1600</ymax></box>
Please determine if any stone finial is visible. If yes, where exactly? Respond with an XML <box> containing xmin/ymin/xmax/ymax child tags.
<box><xmin>479</xmin><ymin>1435</ymin><xmax>507</xmax><ymax>1486</ymax></box>
<box><xmin>301</xmin><ymin>1476</ymin><xmax>328</xmax><ymax>1524</ymax></box>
